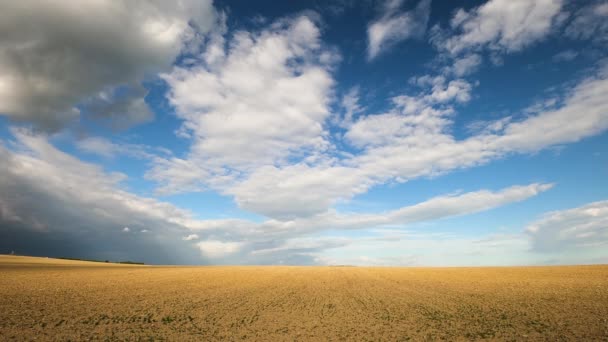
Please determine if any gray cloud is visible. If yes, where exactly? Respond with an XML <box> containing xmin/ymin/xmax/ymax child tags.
<box><xmin>0</xmin><ymin>129</ymin><xmax>203</xmax><ymax>264</ymax></box>
<box><xmin>0</xmin><ymin>0</ymin><xmax>215</xmax><ymax>131</ymax></box>
<box><xmin>82</xmin><ymin>85</ymin><xmax>153</xmax><ymax>130</ymax></box>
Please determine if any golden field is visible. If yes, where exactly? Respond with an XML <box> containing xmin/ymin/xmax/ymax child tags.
<box><xmin>1</xmin><ymin>255</ymin><xmax>607</xmax><ymax>341</ymax></box>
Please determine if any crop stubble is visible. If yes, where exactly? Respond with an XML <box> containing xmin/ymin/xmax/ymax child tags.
<box><xmin>1</xmin><ymin>255</ymin><xmax>607</xmax><ymax>341</ymax></box>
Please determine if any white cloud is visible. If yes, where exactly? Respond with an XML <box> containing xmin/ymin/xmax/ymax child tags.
<box><xmin>150</xmin><ymin>15</ymin><xmax>337</xmax><ymax>194</ymax></box>
<box><xmin>251</xmin><ymin>236</ymin><xmax>351</xmax><ymax>256</ymax></box>
<box><xmin>341</xmin><ymin>76</ymin><xmax>474</xmax><ymax>151</ymax></box>
<box><xmin>552</xmin><ymin>50</ymin><xmax>578</xmax><ymax>63</ymax></box>
<box><xmin>367</xmin><ymin>0</ymin><xmax>431</xmax><ymax>60</ymax></box>
<box><xmin>526</xmin><ymin>200</ymin><xmax>608</xmax><ymax>252</ymax></box>
<box><xmin>336</xmin><ymin>87</ymin><xmax>364</xmax><ymax>128</ymax></box>
<box><xmin>297</xmin><ymin>198</ymin><xmax>608</xmax><ymax>266</ymax></box>
<box><xmin>77</xmin><ymin>137</ymin><xmax>121</xmax><ymax>158</ymax></box>
<box><xmin>223</xmin><ymin>164</ymin><xmax>368</xmax><ymax>219</ymax></box>
<box><xmin>316</xmin><ymin>231</ymin><xmax>535</xmax><ymax>267</ymax></box>
<box><xmin>131</xmin><ymin>178</ymin><xmax>549</xmax><ymax>264</ymax></box>
<box><xmin>187</xmin><ymin>183</ymin><xmax>552</xmax><ymax>241</ymax></box>
<box><xmin>493</xmin><ymin>66</ymin><xmax>608</xmax><ymax>152</ymax></box>
<box><xmin>122</xmin><ymin>227</ymin><xmax>130</xmax><ymax>232</ymax></box>
<box><xmin>197</xmin><ymin>240</ymin><xmax>243</xmax><ymax>259</ymax></box>
<box><xmin>344</xmin><ymin>75</ymin><xmax>473</xmax><ymax>149</ymax></box>
<box><xmin>154</xmin><ymin>12</ymin><xmax>599</xmax><ymax>223</ymax></box>
<box><xmin>76</xmin><ymin>136</ymin><xmax>170</xmax><ymax>160</ymax></box>
<box><xmin>0</xmin><ymin>0</ymin><xmax>215</xmax><ymax>131</ymax></box>
<box><xmin>367</xmin><ymin>183</ymin><xmax>553</xmax><ymax>226</ymax></box>
<box><xmin>183</xmin><ymin>234</ymin><xmax>199</xmax><ymax>241</ymax></box>
<box><xmin>223</xmin><ymin>77</ymin><xmax>474</xmax><ymax>219</ymax></box>
<box><xmin>444</xmin><ymin>54</ymin><xmax>482</xmax><ymax>76</ymax></box>
<box><xmin>438</xmin><ymin>0</ymin><xmax>563</xmax><ymax>55</ymax></box>
<box><xmin>144</xmin><ymin>182</ymin><xmax>547</xmax><ymax>264</ymax></box>
<box><xmin>565</xmin><ymin>2</ymin><xmax>608</xmax><ymax>44</ymax></box>
<box><xmin>220</xmin><ymin>62</ymin><xmax>608</xmax><ymax>220</ymax></box>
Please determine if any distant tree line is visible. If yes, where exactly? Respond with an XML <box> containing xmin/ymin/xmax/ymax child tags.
<box><xmin>4</xmin><ymin>252</ymin><xmax>145</xmax><ymax>265</ymax></box>
<box><xmin>57</xmin><ymin>257</ymin><xmax>144</xmax><ymax>265</ymax></box>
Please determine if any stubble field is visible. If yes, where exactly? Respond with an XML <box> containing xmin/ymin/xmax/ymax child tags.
<box><xmin>1</xmin><ymin>255</ymin><xmax>607</xmax><ymax>341</ymax></box>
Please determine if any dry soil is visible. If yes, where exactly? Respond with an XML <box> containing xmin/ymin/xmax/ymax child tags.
<box><xmin>1</xmin><ymin>255</ymin><xmax>607</xmax><ymax>341</ymax></box>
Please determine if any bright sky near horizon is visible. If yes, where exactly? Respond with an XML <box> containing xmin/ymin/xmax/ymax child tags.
<box><xmin>0</xmin><ymin>0</ymin><xmax>607</xmax><ymax>265</ymax></box>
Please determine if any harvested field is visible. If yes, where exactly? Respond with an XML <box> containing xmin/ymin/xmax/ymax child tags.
<box><xmin>1</xmin><ymin>255</ymin><xmax>607</xmax><ymax>341</ymax></box>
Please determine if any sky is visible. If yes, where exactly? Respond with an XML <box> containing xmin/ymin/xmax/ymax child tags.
<box><xmin>0</xmin><ymin>0</ymin><xmax>607</xmax><ymax>266</ymax></box>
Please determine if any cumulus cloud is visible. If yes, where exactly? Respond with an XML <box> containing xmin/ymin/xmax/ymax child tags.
<box><xmin>149</xmin><ymin>14</ymin><xmax>337</xmax><ymax>194</ymax></box>
<box><xmin>345</xmin><ymin>77</ymin><xmax>473</xmax><ymax>149</ymax></box>
<box><xmin>526</xmin><ymin>200</ymin><xmax>608</xmax><ymax>252</ymax></box>
<box><xmin>231</xmin><ymin>61</ymin><xmax>608</xmax><ymax>219</ymax></box>
<box><xmin>145</xmin><ymin>20</ymin><xmax>608</xmax><ymax>223</ymax></box>
<box><xmin>207</xmin><ymin>76</ymin><xmax>475</xmax><ymax>219</ymax></box>
<box><xmin>0</xmin><ymin>0</ymin><xmax>215</xmax><ymax>131</ymax></box>
<box><xmin>436</xmin><ymin>0</ymin><xmax>563</xmax><ymax>55</ymax></box>
<box><xmin>367</xmin><ymin>0</ymin><xmax>431</xmax><ymax>60</ymax></box>
<box><xmin>112</xmin><ymin>46</ymin><xmax>608</xmax><ymax>263</ymax></box>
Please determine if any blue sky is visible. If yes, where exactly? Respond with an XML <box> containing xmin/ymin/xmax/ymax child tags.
<box><xmin>0</xmin><ymin>0</ymin><xmax>607</xmax><ymax>265</ymax></box>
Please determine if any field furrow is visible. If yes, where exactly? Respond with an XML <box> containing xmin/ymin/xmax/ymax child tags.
<box><xmin>1</xmin><ymin>256</ymin><xmax>607</xmax><ymax>341</ymax></box>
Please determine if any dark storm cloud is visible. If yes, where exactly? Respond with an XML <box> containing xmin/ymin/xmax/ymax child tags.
<box><xmin>0</xmin><ymin>130</ymin><xmax>204</xmax><ymax>264</ymax></box>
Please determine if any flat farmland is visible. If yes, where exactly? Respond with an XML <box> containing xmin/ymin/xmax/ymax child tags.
<box><xmin>1</xmin><ymin>256</ymin><xmax>607</xmax><ymax>341</ymax></box>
